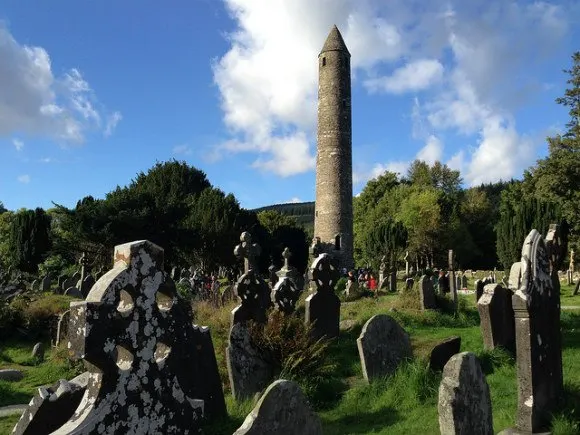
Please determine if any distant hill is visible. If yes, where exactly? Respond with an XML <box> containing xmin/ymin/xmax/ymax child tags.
<box><xmin>253</xmin><ymin>201</ymin><xmax>315</xmax><ymax>233</ymax></box>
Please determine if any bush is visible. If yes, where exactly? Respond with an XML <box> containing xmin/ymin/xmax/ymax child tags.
<box><xmin>8</xmin><ymin>294</ymin><xmax>72</xmax><ymax>339</ymax></box>
<box><xmin>335</xmin><ymin>277</ymin><xmax>347</xmax><ymax>296</ymax></box>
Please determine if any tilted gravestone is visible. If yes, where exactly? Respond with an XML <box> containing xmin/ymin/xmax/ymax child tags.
<box><xmin>233</xmin><ymin>379</ymin><xmax>323</xmax><ymax>435</ymax></box>
<box><xmin>231</xmin><ymin>232</ymin><xmax>271</xmax><ymax>327</ymax></box>
<box><xmin>356</xmin><ymin>314</ymin><xmax>412</xmax><ymax>382</ymax></box>
<box><xmin>429</xmin><ymin>336</ymin><xmax>461</xmax><ymax>372</ymax></box>
<box><xmin>506</xmin><ymin>226</ymin><xmax>564</xmax><ymax>434</ymax></box>
<box><xmin>226</xmin><ymin>323</ymin><xmax>275</xmax><ymax>401</ymax></box>
<box><xmin>419</xmin><ymin>275</ymin><xmax>437</xmax><ymax>310</ymax></box>
<box><xmin>22</xmin><ymin>240</ymin><xmax>226</xmax><ymax>433</ymax></box>
<box><xmin>12</xmin><ymin>372</ymin><xmax>89</xmax><ymax>435</ymax></box>
<box><xmin>305</xmin><ymin>253</ymin><xmax>341</xmax><ymax>339</ymax></box>
<box><xmin>438</xmin><ymin>352</ymin><xmax>493</xmax><ymax>435</ymax></box>
<box><xmin>477</xmin><ymin>283</ymin><xmax>515</xmax><ymax>354</ymax></box>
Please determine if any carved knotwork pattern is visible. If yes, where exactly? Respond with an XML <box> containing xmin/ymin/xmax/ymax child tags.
<box><xmin>311</xmin><ymin>253</ymin><xmax>339</xmax><ymax>292</ymax></box>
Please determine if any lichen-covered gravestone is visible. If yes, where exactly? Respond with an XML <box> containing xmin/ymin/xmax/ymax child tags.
<box><xmin>356</xmin><ymin>314</ymin><xmax>412</xmax><ymax>382</ymax></box>
<box><xmin>477</xmin><ymin>283</ymin><xmax>515</xmax><ymax>354</ymax></box>
<box><xmin>438</xmin><ymin>352</ymin><xmax>493</xmax><ymax>435</ymax></box>
<box><xmin>226</xmin><ymin>323</ymin><xmax>275</xmax><ymax>400</ymax></box>
<box><xmin>305</xmin><ymin>254</ymin><xmax>341</xmax><ymax>339</ymax></box>
<box><xmin>22</xmin><ymin>240</ymin><xmax>226</xmax><ymax>434</ymax></box>
<box><xmin>419</xmin><ymin>275</ymin><xmax>436</xmax><ymax>310</ymax></box>
<box><xmin>233</xmin><ymin>380</ymin><xmax>322</xmax><ymax>435</ymax></box>
<box><xmin>506</xmin><ymin>226</ymin><xmax>564</xmax><ymax>433</ymax></box>
<box><xmin>55</xmin><ymin>309</ymin><xmax>71</xmax><ymax>347</ymax></box>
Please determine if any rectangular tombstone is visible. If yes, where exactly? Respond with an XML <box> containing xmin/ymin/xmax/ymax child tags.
<box><xmin>477</xmin><ymin>284</ymin><xmax>515</xmax><ymax>354</ymax></box>
<box><xmin>510</xmin><ymin>228</ymin><xmax>564</xmax><ymax>433</ymax></box>
<box><xmin>419</xmin><ymin>275</ymin><xmax>437</xmax><ymax>310</ymax></box>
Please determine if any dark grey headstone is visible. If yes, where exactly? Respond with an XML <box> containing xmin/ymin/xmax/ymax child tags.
<box><xmin>272</xmin><ymin>277</ymin><xmax>301</xmax><ymax>315</ymax></box>
<box><xmin>419</xmin><ymin>275</ymin><xmax>437</xmax><ymax>310</ymax></box>
<box><xmin>429</xmin><ymin>336</ymin><xmax>461</xmax><ymax>372</ymax></box>
<box><xmin>438</xmin><ymin>352</ymin><xmax>493</xmax><ymax>435</ymax></box>
<box><xmin>41</xmin><ymin>275</ymin><xmax>52</xmax><ymax>292</ymax></box>
<box><xmin>80</xmin><ymin>274</ymin><xmax>95</xmax><ymax>298</ymax></box>
<box><xmin>475</xmin><ymin>279</ymin><xmax>484</xmax><ymax>302</ymax></box>
<box><xmin>233</xmin><ymin>380</ymin><xmax>322</xmax><ymax>435</ymax></box>
<box><xmin>226</xmin><ymin>323</ymin><xmax>275</xmax><ymax>400</ymax></box>
<box><xmin>477</xmin><ymin>284</ymin><xmax>515</xmax><ymax>354</ymax></box>
<box><xmin>231</xmin><ymin>270</ymin><xmax>271</xmax><ymax>327</ymax></box>
<box><xmin>305</xmin><ymin>254</ymin><xmax>341</xmax><ymax>339</ymax></box>
<box><xmin>64</xmin><ymin>287</ymin><xmax>83</xmax><ymax>299</ymax></box>
<box><xmin>356</xmin><ymin>314</ymin><xmax>412</xmax><ymax>382</ymax></box>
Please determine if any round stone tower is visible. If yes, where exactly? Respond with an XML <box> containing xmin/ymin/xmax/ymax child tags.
<box><xmin>314</xmin><ymin>25</ymin><xmax>354</xmax><ymax>270</ymax></box>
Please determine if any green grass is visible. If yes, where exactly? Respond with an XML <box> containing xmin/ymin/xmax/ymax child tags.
<box><xmin>2</xmin><ymin>288</ymin><xmax>580</xmax><ymax>434</ymax></box>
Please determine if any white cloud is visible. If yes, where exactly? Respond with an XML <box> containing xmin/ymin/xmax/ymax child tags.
<box><xmin>214</xmin><ymin>0</ymin><xmax>570</xmax><ymax>183</ymax></box>
<box><xmin>365</xmin><ymin>59</ymin><xmax>444</xmax><ymax>94</ymax></box>
<box><xmin>172</xmin><ymin>144</ymin><xmax>192</xmax><ymax>155</ymax></box>
<box><xmin>12</xmin><ymin>138</ymin><xmax>24</xmax><ymax>151</ymax></box>
<box><xmin>104</xmin><ymin>111</ymin><xmax>122</xmax><ymax>137</ymax></box>
<box><xmin>0</xmin><ymin>23</ymin><xmax>119</xmax><ymax>143</ymax></box>
<box><xmin>17</xmin><ymin>174</ymin><xmax>30</xmax><ymax>184</ymax></box>
<box><xmin>416</xmin><ymin>135</ymin><xmax>443</xmax><ymax>165</ymax></box>
<box><xmin>285</xmin><ymin>197</ymin><xmax>302</xmax><ymax>203</ymax></box>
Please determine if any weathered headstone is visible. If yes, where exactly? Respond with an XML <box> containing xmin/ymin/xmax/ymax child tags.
<box><xmin>233</xmin><ymin>379</ymin><xmax>322</xmax><ymax>435</ymax></box>
<box><xmin>64</xmin><ymin>287</ymin><xmax>83</xmax><ymax>299</ymax></box>
<box><xmin>30</xmin><ymin>279</ymin><xmax>39</xmax><ymax>292</ymax></box>
<box><xmin>356</xmin><ymin>314</ymin><xmax>412</xmax><ymax>382</ymax></box>
<box><xmin>41</xmin><ymin>274</ymin><xmax>52</xmax><ymax>292</ymax></box>
<box><xmin>438</xmin><ymin>352</ymin><xmax>493</xmax><ymax>435</ymax></box>
<box><xmin>31</xmin><ymin>342</ymin><xmax>44</xmax><ymax>362</ymax></box>
<box><xmin>305</xmin><ymin>253</ymin><xmax>341</xmax><ymax>339</ymax></box>
<box><xmin>226</xmin><ymin>323</ymin><xmax>275</xmax><ymax>401</ymax></box>
<box><xmin>12</xmin><ymin>372</ymin><xmax>89</xmax><ymax>435</ymax></box>
<box><xmin>419</xmin><ymin>275</ymin><xmax>437</xmax><ymax>310</ymax></box>
<box><xmin>449</xmin><ymin>250</ymin><xmax>458</xmax><ymax>312</ymax></box>
<box><xmin>231</xmin><ymin>271</ymin><xmax>271</xmax><ymax>327</ymax></box>
<box><xmin>477</xmin><ymin>283</ymin><xmax>515</xmax><ymax>354</ymax></box>
<box><xmin>272</xmin><ymin>277</ymin><xmax>301</xmax><ymax>315</ymax></box>
<box><xmin>429</xmin><ymin>336</ymin><xmax>461</xmax><ymax>372</ymax></box>
<box><xmin>55</xmin><ymin>309</ymin><xmax>71</xmax><ymax>347</ymax></box>
<box><xmin>507</xmin><ymin>227</ymin><xmax>564</xmax><ymax>433</ymax></box>
<box><xmin>461</xmin><ymin>274</ymin><xmax>468</xmax><ymax>289</ymax></box>
<box><xmin>268</xmin><ymin>264</ymin><xmax>278</xmax><ymax>289</ymax></box>
<box><xmin>79</xmin><ymin>274</ymin><xmax>95</xmax><ymax>298</ymax></box>
<box><xmin>474</xmin><ymin>279</ymin><xmax>484</xmax><ymax>302</ymax></box>
<box><xmin>29</xmin><ymin>240</ymin><xmax>226</xmax><ymax>433</ymax></box>
<box><xmin>57</xmin><ymin>274</ymin><xmax>67</xmax><ymax>290</ymax></box>
<box><xmin>276</xmin><ymin>247</ymin><xmax>304</xmax><ymax>290</ymax></box>
<box><xmin>405</xmin><ymin>277</ymin><xmax>414</xmax><ymax>291</ymax></box>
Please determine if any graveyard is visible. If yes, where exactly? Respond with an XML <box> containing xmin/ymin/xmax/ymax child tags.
<box><xmin>0</xmin><ymin>10</ymin><xmax>579</xmax><ymax>434</ymax></box>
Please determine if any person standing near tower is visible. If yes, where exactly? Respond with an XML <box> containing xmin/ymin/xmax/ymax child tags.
<box><xmin>314</xmin><ymin>25</ymin><xmax>354</xmax><ymax>271</ymax></box>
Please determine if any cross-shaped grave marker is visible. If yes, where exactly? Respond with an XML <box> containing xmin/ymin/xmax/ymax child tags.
<box><xmin>234</xmin><ymin>231</ymin><xmax>262</xmax><ymax>273</ymax></box>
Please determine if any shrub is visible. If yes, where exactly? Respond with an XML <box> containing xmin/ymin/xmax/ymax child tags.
<box><xmin>335</xmin><ymin>277</ymin><xmax>347</xmax><ymax>296</ymax></box>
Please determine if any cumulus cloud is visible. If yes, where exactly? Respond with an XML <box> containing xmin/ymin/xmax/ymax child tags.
<box><xmin>214</xmin><ymin>0</ymin><xmax>570</xmax><ymax>183</ymax></box>
<box><xmin>0</xmin><ymin>23</ymin><xmax>120</xmax><ymax>144</ymax></box>
<box><xmin>17</xmin><ymin>174</ymin><xmax>30</xmax><ymax>184</ymax></box>
<box><xmin>365</xmin><ymin>59</ymin><xmax>444</xmax><ymax>94</ymax></box>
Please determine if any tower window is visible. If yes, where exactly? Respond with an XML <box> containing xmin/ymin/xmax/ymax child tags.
<box><xmin>322</xmin><ymin>57</ymin><xmax>326</xmax><ymax>66</ymax></box>
<box><xmin>335</xmin><ymin>235</ymin><xmax>341</xmax><ymax>250</ymax></box>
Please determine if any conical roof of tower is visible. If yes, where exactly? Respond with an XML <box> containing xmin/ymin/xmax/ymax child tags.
<box><xmin>320</xmin><ymin>25</ymin><xmax>350</xmax><ymax>56</ymax></box>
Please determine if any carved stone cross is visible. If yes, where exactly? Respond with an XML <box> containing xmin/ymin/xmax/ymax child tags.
<box><xmin>234</xmin><ymin>231</ymin><xmax>262</xmax><ymax>273</ymax></box>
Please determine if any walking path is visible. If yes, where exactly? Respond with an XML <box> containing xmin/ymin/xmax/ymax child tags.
<box><xmin>0</xmin><ymin>404</ymin><xmax>27</xmax><ymax>417</ymax></box>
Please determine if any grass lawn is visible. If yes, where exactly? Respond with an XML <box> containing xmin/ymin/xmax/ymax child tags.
<box><xmin>1</xmin><ymin>288</ymin><xmax>580</xmax><ymax>434</ymax></box>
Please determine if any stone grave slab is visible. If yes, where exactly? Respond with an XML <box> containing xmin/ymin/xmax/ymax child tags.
<box><xmin>305</xmin><ymin>254</ymin><xmax>341</xmax><ymax>339</ymax></box>
<box><xmin>477</xmin><ymin>284</ymin><xmax>515</xmax><ymax>354</ymax></box>
<box><xmin>429</xmin><ymin>336</ymin><xmax>461</xmax><ymax>372</ymax></box>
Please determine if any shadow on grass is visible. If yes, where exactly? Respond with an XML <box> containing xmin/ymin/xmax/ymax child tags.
<box><xmin>477</xmin><ymin>348</ymin><xmax>515</xmax><ymax>376</ymax></box>
<box><xmin>0</xmin><ymin>382</ymin><xmax>31</xmax><ymax>407</ymax></box>
<box><xmin>323</xmin><ymin>406</ymin><xmax>401</xmax><ymax>434</ymax></box>
<box><xmin>550</xmin><ymin>382</ymin><xmax>580</xmax><ymax>434</ymax></box>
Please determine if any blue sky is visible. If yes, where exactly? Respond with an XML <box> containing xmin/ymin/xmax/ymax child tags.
<box><xmin>0</xmin><ymin>0</ymin><xmax>578</xmax><ymax>212</ymax></box>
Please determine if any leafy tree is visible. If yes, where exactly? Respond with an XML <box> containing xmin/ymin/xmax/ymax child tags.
<box><xmin>0</xmin><ymin>211</ymin><xmax>14</xmax><ymax>270</ymax></box>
